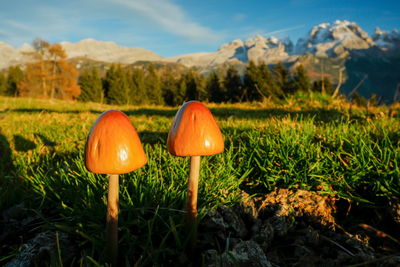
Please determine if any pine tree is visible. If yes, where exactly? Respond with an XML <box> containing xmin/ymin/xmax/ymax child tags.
<box><xmin>224</xmin><ymin>65</ymin><xmax>243</xmax><ymax>102</ymax></box>
<box><xmin>244</xmin><ymin>60</ymin><xmax>281</xmax><ymax>101</ymax></box>
<box><xmin>206</xmin><ymin>71</ymin><xmax>225</xmax><ymax>103</ymax></box>
<box><xmin>272</xmin><ymin>62</ymin><xmax>290</xmax><ymax>95</ymax></box>
<box><xmin>78</xmin><ymin>68</ymin><xmax>103</xmax><ymax>103</ymax></box>
<box><xmin>7</xmin><ymin>66</ymin><xmax>24</xmax><ymax>97</ymax></box>
<box><xmin>257</xmin><ymin>62</ymin><xmax>282</xmax><ymax>99</ymax></box>
<box><xmin>183</xmin><ymin>68</ymin><xmax>206</xmax><ymax>101</ymax></box>
<box><xmin>244</xmin><ymin>60</ymin><xmax>261</xmax><ymax>101</ymax></box>
<box><xmin>175</xmin><ymin>78</ymin><xmax>187</xmax><ymax>105</ymax></box>
<box><xmin>312</xmin><ymin>77</ymin><xmax>333</xmax><ymax>94</ymax></box>
<box><xmin>145</xmin><ymin>65</ymin><xmax>163</xmax><ymax>105</ymax></box>
<box><xmin>291</xmin><ymin>64</ymin><xmax>311</xmax><ymax>93</ymax></box>
<box><xmin>104</xmin><ymin>65</ymin><xmax>130</xmax><ymax>105</ymax></box>
<box><xmin>161</xmin><ymin>70</ymin><xmax>179</xmax><ymax>106</ymax></box>
<box><xmin>131</xmin><ymin>68</ymin><xmax>147</xmax><ymax>104</ymax></box>
<box><xmin>0</xmin><ymin>72</ymin><xmax>7</xmax><ymax>95</ymax></box>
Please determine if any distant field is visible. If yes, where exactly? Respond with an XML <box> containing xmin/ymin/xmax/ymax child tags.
<box><xmin>0</xmin><ymin>95</ymin><xmax>399</xmax><ymax>265</ymax></box>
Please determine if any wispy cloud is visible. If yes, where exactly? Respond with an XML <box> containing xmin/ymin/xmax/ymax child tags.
<box><xmin>233</xmin><ymin>13</ymin><xmax>247</xmax><ymax>22</ymax></box>
<box><xmin>263</xmin><ymin>25</ymin><xmax>306</xmax><ymax>37</ymax></box>
<box><xmin>108</xmin><ymin>0</ymin><xmax>223</xmax><ymax>44</ymax></box>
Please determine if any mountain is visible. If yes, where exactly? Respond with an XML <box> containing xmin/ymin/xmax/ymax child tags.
<box><xmin>0</xmin><ymin>39</ymin><xmax>162</xmax><ymax>71</ymax></box>
<box><xmin>295</xmin><ymin>20</ymin><xmax>377</xmax><ymax>58</ymax></box>
<box><xmin>372</xmin><ymin>27</ymin><xmax>400</xmax><ymax>52</ymax></box>
<box><xmin>60</xmin><ymin>39</ymin><xmax>162</xmax><ymax>64</ymax></box>
<box><xmin>166</xmin><ymin>35</ymin><xmax>297</xmax><ymax>68</ymax></box>
<box><xmin>1</xmin><ymin>20</ymin><xmax>399</xmax><ymax>102</ymax></box>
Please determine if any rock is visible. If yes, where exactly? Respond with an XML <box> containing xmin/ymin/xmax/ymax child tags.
<box><xmin>202</xmin><ymin>205</ymin><xmax>248</xmax><ymax>240</ymax></box>
<box><xmin>253</xmin><ymin>220</ymin><xmax>274</xmax><ymax>250</ymax></box>
<box><xmin>267</xmin><ymin>215</ymin><xmax>293</xmax><ymax>237</ymax></box>
<box><xmin>388</xmin><ymin>197</ymin><xmax>400</xmax><ymax>225</ymax></box>
<box><xmin>220</xmin><ymin>240</ymin><xmax>272</xmax><ymax>267</ymax></box>
<box><xmin>5</xmin><ymin>231</ymin><xmax>75</xmax><ymax>267</ymax></box>
<box><xmin>217</xmin><ymin>205</ymin><xmax>248</xmax><ymax>239</ymax></box>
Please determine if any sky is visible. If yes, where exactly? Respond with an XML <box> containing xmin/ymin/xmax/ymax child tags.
<box><xmin>1</xmin><ymin>0</ymin><xmax>399</xmax><ymax>57</ymax></box>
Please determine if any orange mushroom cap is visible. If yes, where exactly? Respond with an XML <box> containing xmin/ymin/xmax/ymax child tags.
<box><xmin>167</xmin><ymin>101</ymin><xmax>224</xmax><ymax>156</ymax></box>
<box><xmin>85</xmin><ymin>110</ymin><xmax>147</xmax><ymax>174</ymax></box>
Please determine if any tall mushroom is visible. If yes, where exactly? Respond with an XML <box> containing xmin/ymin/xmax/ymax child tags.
<box><xmin>85</xmin><ymin>110</ymin><xmax>147</xmax><ymax>265</ymax></box>
<box><xmin>167</xmin><ymin>101</ymin><xmax>224</xmax><ymax>222</ymax></box>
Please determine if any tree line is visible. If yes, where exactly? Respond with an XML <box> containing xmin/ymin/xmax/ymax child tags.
<box><xmin>0</xmin><ymin>40</ymin><xmax>335</xmax><ymax>105</ymax></box>
<box><xmin>77</xmin><ymin>61</ymin><xmax>334</xmax><ymax>106</ymax></box>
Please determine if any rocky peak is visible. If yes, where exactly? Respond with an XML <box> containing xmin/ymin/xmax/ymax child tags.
<box><xmin>218</xmin><ymin>39</ymin><xmax>244</xmax><ymax>51</ymax></box>
<box><xmin>372</xmin><ymin>27</ymin><xmax>400</xmax><ymax>51</ymax></box>
<box><xmin>295</xmin><ymin>20</ymin><xmax>375</xmax><ymax>58</ymax></box>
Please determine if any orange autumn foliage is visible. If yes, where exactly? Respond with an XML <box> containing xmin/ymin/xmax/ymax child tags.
<box><xmin>19</xmin><ymin>39</ymin><xmax>80</xmax><ymax>100</ymax></box>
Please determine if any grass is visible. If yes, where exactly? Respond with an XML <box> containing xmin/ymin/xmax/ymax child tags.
<box><xmin>0</xmin><ymin>94</ymin><xmax>399</xmax><ymax>265</ymax></box>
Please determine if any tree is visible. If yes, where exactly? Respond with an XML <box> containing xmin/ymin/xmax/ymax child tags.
<box><xmin>0</xmin><ymin>72</ymin><xmax>7</xmax><ymax>95</ymax></box>
<box><xmin>78</xmin><ymin>68</ymin><xmax>103</xmax><ymax>103</ymax></box>
<box><xmin>182</xmin><ymin>68</ymin><xmax>206</xmax><ymax>101</ymax></box>
<box><xmin>145</xmin><ymin>65</ymin><xmax>163</xmax><ymax>105</ymax></box>
<box><xmin>224</xmin><ymin>65</ymin><xmax>243</xmax><ymax>102</ymax></box>
<box><xmin>131</xmin><ymin>68</ymin><xmax>148</xmax><ymax>104</ymax></box>
<box><xmin>161</xmin><ymin>70</ymin><xmax>180</xmax><ymax>106</ymax></box>
<box><xmin>104</xmin><ymin>65</ymin><xmax>130</xmax><ymax>105</ymax></box>
<box><xmin>290</xmin><ymin>64</ymin><xmax>311</xmax><ymax>93</ymax></box>
<box><xmin>257</xmin><ymin>61</ymin><xmax>282</xmax><ymax>99</ymax></box>
<box><xmin>19</xmin><ymin>39</ymin><xmax>80</xmax><ymax>100</ymax></box>
<box><xmin>244</xmin><ymin>60</ymin><xmax>281</xmax><ymax>101</ymax></box>
<box><xmin>312</xmin><ymin>77</ymin><xmax>333</xmax><ymax>94</ymax></box>
<box><xmin>7</xmin><ymin>66</ymin><xmax>24</xmax><ymax>96</ymax></box>
<box><xmin>272</xmin><ymin>62</ymin><xmax>290</xmax><ymax>95</ymax></box>
<box><xmin>174</xmin><ymin>78</ymin><xmax>188</xmax><ymax>105</ymax></box>
<box><xmin>206</xmin><ymin>71</ymin><xmax>225</xmax><ymax>103</ymax></box>
<box><xmin>244</xmin><ymin>60</ymin><xmax>259</xmax><ymax>101</ymax></box>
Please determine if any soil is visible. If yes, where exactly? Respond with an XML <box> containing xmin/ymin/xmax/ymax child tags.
<box><xmin>198</xmin><ymin>189</ymin><xmax>400</xmax><ymax>267</ymax></box>
<box><xmin>2</xmin><ymin>189</ymin><xmax>400</xmax><ymax>266</ymax></box>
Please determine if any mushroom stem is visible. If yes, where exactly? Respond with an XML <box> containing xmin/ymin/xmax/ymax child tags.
<box><xmin>106</xmin><ymin>174</ymin><xmax>119</xmax><ymax>266</ymax></box>
<box><xmin>187</xmin><ymin>156</ymin><xmax>201</xmax><ymax>222</ymax></box>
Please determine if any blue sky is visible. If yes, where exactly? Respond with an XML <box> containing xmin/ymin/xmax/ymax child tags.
<box><xmin>1</xmin><ymin>0</ymin><xmax>399</xmax><ymax>57</ymax></box>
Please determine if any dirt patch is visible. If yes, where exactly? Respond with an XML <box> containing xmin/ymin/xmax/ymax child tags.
<box><xmin>199</xmin><ymin>189</ymin><xmax>400</xmax><ymax>266</ymax></box>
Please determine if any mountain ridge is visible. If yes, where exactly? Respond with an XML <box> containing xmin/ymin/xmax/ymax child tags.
<box><xmin>1</xmin><ymin>20</ymin><xmax>399</xmax><ymax>102</ymax></box>
<box><xmin>1</xmin><ymin>20</ymin><xmax>399</xmax><ymax>70</ymax></box>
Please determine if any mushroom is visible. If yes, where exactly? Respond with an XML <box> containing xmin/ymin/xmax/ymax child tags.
<box><xmin>167</xmin><ymin>101</ymin><xmax>224</xmax><ymax>222</ymax></box>
<box><xmin>85</xmin><ymin>110</ymin><xmax>147</xmax><ymax>265</ymax></box>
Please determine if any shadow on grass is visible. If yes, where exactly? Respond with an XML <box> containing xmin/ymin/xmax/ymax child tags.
<box><xmin>13</xmin><ymin>135</ymin><xmax>36</xmax><ymax>152</ymax></box>
<box><xmin>139</xmin><ymin>130</ymin><xmax>168</xmax><ymax>145</ymax></box>
<box><xmin>6</xmin><ymin>106</ymin><xmax>360</xmax><ymax>124</ymax></box>
<box><xmin>0</xmin><ymin>132</ymin><xmax>14</xmax><ymax>178</ymax></box>
<box><xmin>34</xmin><ymin>133</ymin><xmax>57</xmax><ymax>147</ymax></box>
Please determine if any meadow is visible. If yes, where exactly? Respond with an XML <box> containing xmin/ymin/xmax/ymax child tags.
<box><xmin>0</xmin><ymin>94</ymin><xmax>399</xmax><ymax>266</ymax></box>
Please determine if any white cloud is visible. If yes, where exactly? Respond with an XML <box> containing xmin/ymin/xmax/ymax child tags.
<box><xmin>108</xmin><ymin>0</ymin><xmax>223</xmax><ymax>44</ymax></box>
<box><xmin>0</xmin><ymin>0</ymin><xmax>223</xmax><ymax>51</ymax></box>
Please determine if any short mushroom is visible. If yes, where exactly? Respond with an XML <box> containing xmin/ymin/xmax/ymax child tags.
<box><xmin>85</xmin><ymin>110</ymin><xmax>147</xmax><ymax>265</ymax></box>
<box><xmin>167</xmin><ymin>101</ymin><xmax>224</xmax><ymax>222</ymax></box>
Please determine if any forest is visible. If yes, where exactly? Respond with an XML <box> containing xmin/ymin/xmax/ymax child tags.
<box><xmin>0</xmin><ymin>39</ymin><xmax>365</xmax><ymax>107</ymax></box>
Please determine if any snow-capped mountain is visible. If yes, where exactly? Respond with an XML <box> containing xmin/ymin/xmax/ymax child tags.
<box><xmin>0</xmin><ymin>20</ymin><xmax>399</xmax><ymax>71</ymax></box>
<box><xmin>167</xmin><ymin>35</ymin><xmax>296</xmax><ymax>68</ymax></box>
<box><xmin>372</xmin><ymin>27</ymin><xmax>400</xmax><ymax>51</ymax></box>
<box><xmin>295</xmin><ymin>20</ymin><xmax>375</xmax><ymax>58</ymax></box>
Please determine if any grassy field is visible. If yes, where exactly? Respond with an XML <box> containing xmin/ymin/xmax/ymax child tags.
<box><xmin>0</xmin><ymin>94</ymin><xmax>399</xmax><ymax>266</ymax></box>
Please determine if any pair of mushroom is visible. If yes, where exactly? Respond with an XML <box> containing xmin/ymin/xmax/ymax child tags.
<box><xmin>85</xmin><ymin>101</ymin><xmax>224</xmax><ymax>265</ymax></box>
